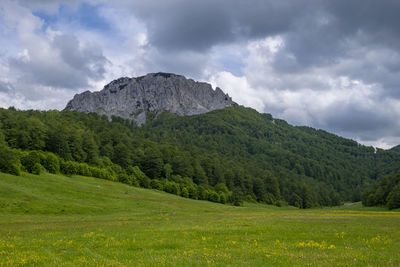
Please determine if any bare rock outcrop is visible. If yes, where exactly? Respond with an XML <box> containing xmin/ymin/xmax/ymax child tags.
<box><xmin>65</xmin><ymin>72</ymin><xmax>236</xmax><ymax>125</ymax></box>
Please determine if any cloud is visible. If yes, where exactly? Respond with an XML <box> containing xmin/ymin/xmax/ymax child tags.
<box><xmin>120</xmin><ymin>0</ymin><xmax>313</xmax><ymax>52</ymax></box>
<box><xmin>9</xmin><ymin>33</ymin><xmax>108</xmax><ymax>90</ymax></box>
<box><xmin>0</xmin><ymin>81</ymin><xmax>13</xmax><ymax>93</ymax></box>
<box><xmin>209</xmin><ymin>71</ymin><xmax>265</xmax><ymax>112</ymax></box>
<box><xmin>0</xmin><ymin>0</ymin><xmax>109</xmax><ymax>109</ymax></box>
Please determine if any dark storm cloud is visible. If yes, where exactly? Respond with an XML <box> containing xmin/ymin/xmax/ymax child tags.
<box><xmin>319</xmin><ymin>104</ymin><xmax>393</xmax><ymax>133</ymax></box>
<box><xmin>125</xmin><ymin>0</ymin><xmax>314</xmax><ymax>52</ymax></box>
<box><xmin>148</xmin><ymin>3</ymin><xmax>233</xmax><ymax>52</ymax></box>
<box><xmin>325</xmin><ymin>0</ymin><xmax>400</xmax><ymax>46</ymax></box>
<box><xmin>317</xmin><ymin>102</ymin><xmax>400</xmax><ymax>143</ymax></box>
<box><xmin>127</xmin><ymin>0</ymin><xmax>400</xmax><ymax>69</ymax></box>
<box><xmin>124</xmin><ymin>1</ymin><xmax>393</xmax><ymax>48</ymax></box>
<box><xmin>269</xmin><ymin>0</ymin><xmax>400</xmax><ymax>72</ymax></box>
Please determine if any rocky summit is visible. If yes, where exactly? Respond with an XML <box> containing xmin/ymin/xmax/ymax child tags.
<box><xmin>65</xmin><ymin>72</ymin><xmax>237</xmax><ymax>125</ymax></box>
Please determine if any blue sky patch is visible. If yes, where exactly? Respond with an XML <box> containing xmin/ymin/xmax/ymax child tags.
<box><xmin>33</xmin><ymin>2</ymin><xmax>111</xmax><ymax>33</ymax></box>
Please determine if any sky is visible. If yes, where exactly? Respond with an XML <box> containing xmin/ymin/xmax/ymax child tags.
<box><xmin>0</xmin><ymin>0</ymin><xmax>400</xmax><ymax>149</ymax></box>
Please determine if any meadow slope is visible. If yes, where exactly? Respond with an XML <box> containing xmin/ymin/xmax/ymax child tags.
<box><xmin>0</xmin><ymin>172</ymin><xmax>399</xmax><ymax>266</ymax></box>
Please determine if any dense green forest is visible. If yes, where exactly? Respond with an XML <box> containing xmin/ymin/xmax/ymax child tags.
<box><xmin>391</xmin><ymin>145</ymin><xmax>400</xmax><ymax>153</ymax></box>
<box><xmin>362</xmin><ymin>171</ymin><xmax>400</xmax><ymax>209</ymax></box>
<box><xmin>1</xmin><ymin>106</ymin><xmax>399</xmax><ymax>208</ymax></box>
<box><xmin>362</xmin><ymin>145</ymin><xmax>400</xmax><ymax>209</ymax></box>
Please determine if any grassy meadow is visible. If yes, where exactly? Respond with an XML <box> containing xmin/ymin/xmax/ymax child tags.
<box><xmin>0</xmin><ymin>172</ymin><xmax>399</xmax><ymax>266</ymax></box>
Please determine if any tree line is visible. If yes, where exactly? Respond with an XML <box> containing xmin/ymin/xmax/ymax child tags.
<box><xmin>1</xmin><ymin>106</ymin><xmax>399</xmax><ymax>208</ymax></box>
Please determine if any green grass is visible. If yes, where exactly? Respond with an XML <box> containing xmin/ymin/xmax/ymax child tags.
<box><xmin>0</xmin><ymin>172</ymin><xmax>399</xmax><ymax>266</ymax></box>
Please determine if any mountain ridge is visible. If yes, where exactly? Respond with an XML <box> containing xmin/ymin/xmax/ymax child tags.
<box><xmin>65</xmin><ymin>72</ymin><xmax>236</xmax><ymax>125</ymax></box>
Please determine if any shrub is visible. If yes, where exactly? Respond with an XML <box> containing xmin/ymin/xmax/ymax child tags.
<box><xmin>9</xmin><ymin>163</ymin><xmax>21</xmax><ymax>176</ymax></box>
<box><xmin>21</xmin><ymin>151</ymin><xmax>40</xmax><ymax>173</ymax></box>
<box><xmin>219</xmin><ymin>192</ymin><xmax>227</xmax><ymax>204</ymax></box>
<box><xmin>187</xmin><ymin>185</ymin><xmax>198</xmax><ymax>199</ymax></box>
<box><xmin>232</xmin><ymin>188</ymin><xmax>244</xmax><ymax>206</ymax></box>
<box><xmin>387</xmin><ymin>184</ymin><xmax>400</xmax><ymax>210</ymax></box>
<box><xmin>118</xmin><ymin>173</ymin><xmax>130</xmax><ymax>184</ymax></box>
<box><xmin>42</xmin><ymin>153</ymin><xmax>60</xmax><ymax>173</ymax></box>
<box><xmin>61</xmin><ymin>160</ymin><xmax>78</xmax><ymax>176</ymax></box>
<box><xmin>138</xmin><ymin>175</ymin><xmax>151</xmax><ymax>188</ymax></box>
<box><xmin>208</xmin><ymin>190</ymin><xmax>220</xmax><ymax>203</ymax></box>
<box><xmin>276</xmin><ymin>200</ymin><xmax>288</xmax><ymax>207</ymax></box>
<box><xmin>0</xmin><ymin>146</ymin><xmax>21</xmax><ymax>176</ymax></box>
<box><xmin>129</xmin><ymin>175</ymin><xmax>140</xmax><ymax>187</ymax></box>
<box><xmin>198</xmin><ymin>186</ymin><xmax>209</xmax><ymax>200</ymax></box>
<box><xmin>150</xmin><ymin>179</ymin><xmax>163</xmax><ymax>190</ymax></box>
<box><xmin>263</xmin><ymin>193</ymin><xmax>276</xmax><ymax>205</ymax></box>
<box><xmin>102</xmin><ymin>169</ymin><xmax>114</xmax><ymax>180</ymax></box>
<box><xmin>129</xmin><ymin>166</ymin><xmax>149</xmax><ymax>187</ymax></box>
<box><xmin>32</xmin><ymin>163</ymin><xmax>42</xmax><ymax>175</ymax></box>
<box><xmin>215</xmin><ymin>183</ymin><xmax>229</xmax><ymax>193</ymax></box>
<box><xmin>89</xmin><ymin>166</ymin><xmax>102</xmax><ymax>178</ymax></box>
<box><xmin>105</xmin><ymin>167</ymin><xmax>117</xmax><ymax>181</ymax></box>
<box><xmin>181</xmin><ymin>187</ymin><xmax>189</xmax><ymax>198</ymax></box>
<box><xmin>289</xmin><ymin>193</ymin><xmax>303</xmax><ymax>208</ymax></box>
<box><xmin>79</xmin><ymin>163</ymin><xmax>92</xmax><ymax>177</ymax></box>
<box><xmin>164</xmin><ymin>181</ymin><xmax>180</xmax><ymax>195</ymax></box>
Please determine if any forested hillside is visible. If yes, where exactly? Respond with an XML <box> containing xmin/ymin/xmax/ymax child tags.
<box><xmin>1</xmin><ymin>106</ymin><xmax>399</xmax><ymax>208</ymax></box>
<box><xmin>390</xmin><ymin>145</ymin><xmax>400</xmax><ymax>153</ymax></box>
<box><xmin>362</xmin><ymin>171</ymin><xmax>400</xmax><ymax>209</ymax></box>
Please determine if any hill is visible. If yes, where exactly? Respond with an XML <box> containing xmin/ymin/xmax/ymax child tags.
<box><xmin>1</xmin><ymin>106</ymin><xmax>400</xmax><ymax>208</ymax></box>
<box><xmin>141</xmin><ymin>106</ymin><xmax>400</xmax><ymax>207</ymax></box>
<box><xmin>0</xmin><ymin>169</ymin><xmax>218</xmax><ymax>216</ymax></box>
<box><xmin>391</xmin><ymin>145</ymin><xmax>400</xmax><ymax>153</ymax></box>
<box><xmin>1</xmin><ymin>171</ymin><xmax>399</xmax><ymax>266</ymax></box>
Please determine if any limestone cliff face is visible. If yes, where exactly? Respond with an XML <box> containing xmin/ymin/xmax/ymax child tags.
<box><xmin>65</xmin><ymin>72</ymin><xmax>237</xmax><ymax>125</ymax></box>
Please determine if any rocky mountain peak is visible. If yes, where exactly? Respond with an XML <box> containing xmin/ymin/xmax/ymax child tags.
<box><xmin>65</xmin><ymin>72</ymin><xmax>237</xmax><ymax>125</ymax></box>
